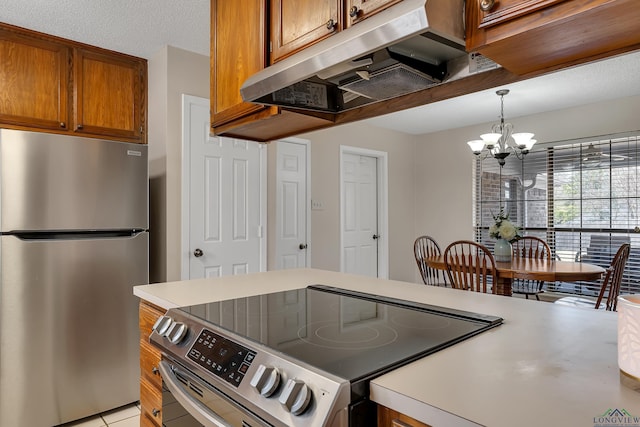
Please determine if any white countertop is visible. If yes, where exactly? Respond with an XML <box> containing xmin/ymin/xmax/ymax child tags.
<box><xmin>134</xmin><ymin>268</ymin><xmax>640</xmax><ymax>427</ymax></box>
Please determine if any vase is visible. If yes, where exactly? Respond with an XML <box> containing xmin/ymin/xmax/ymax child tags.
<box><xmin>494</xmin><ymin>238</ymin><xmax>512</xmax><ymax>262</ymax></box>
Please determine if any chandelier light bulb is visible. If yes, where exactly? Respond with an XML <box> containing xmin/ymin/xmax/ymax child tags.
<box><xmin>512</xmin><ymin>132</ymin><xmax>535</xmax><ymax>149</ymax></box>
<box><xmin>467</xmin><ymin>140</ymin><xmax>485</xmax><ymax>153</ymax></box>
<box><xmin>480</xmin><ymin>133</ymin><xmax>501</xmax><ymax>149</ymax></box>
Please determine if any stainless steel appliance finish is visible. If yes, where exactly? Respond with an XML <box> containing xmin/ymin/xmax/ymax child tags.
<box><xmin>0</xmin><ymin>129</ymin><xmax>149</xmax><ymax>426</ymax></box>
<box><xmin>240</xmin><ymin>0</ymin><xmax>466</xmax><ymax>113</ymax></box>
<box><xmin>151</xmin><ymin>285</ymin><xmax>502</xmax><ymax>426</ymax></box>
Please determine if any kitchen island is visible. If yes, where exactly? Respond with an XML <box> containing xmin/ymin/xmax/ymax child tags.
<box><xmin>134</xmin><ymin>268</ymin><xmax>640</xmax><ymax>427</ymax></box>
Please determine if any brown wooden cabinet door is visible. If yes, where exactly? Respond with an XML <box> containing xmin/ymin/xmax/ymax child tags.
<box><xmin>0</xmin><ymin>26</ymin><xmax>70</xmax><ymax>131</ymax></box>
<box><xmin>466</xmin><ymin>0</ymin><xmax>640</xmax><ymax>75</ymax></box>
<box><xmin>73</xmin><ymin>48</ymin><xmax>145</xmax><ymax>142</ymax></box>
<box><xmin>139</xmin><ymin>301</ymin><xmax>164</xmax><ymax>427</ymax></box>
<box><xmin>471</xmin><ymin>0</ymin><xmax>565</xmax><ymax>29</ymax></box>
<box><xmin>270</xmin><ymin>0</ymin><xmax>341</xmax><ymax>62</ymax></box>
<box><xmin>211</xmin><ymin>0</ymin><xmax>273</xmax><ymax>128</ymax></box>
<box><xmin>346</xmin><ymin>0</ymin><xmax>403</xmax><ymax>27</ymax></box>
<box><xmin>140</xmin><ymin>378</ymin><xmax>162</xmax><ymax>427</ymax></box>
<box><xmin>378</xmin><ymin>405</ymin><xmax>432</xmax><ymax>427</ymax></box>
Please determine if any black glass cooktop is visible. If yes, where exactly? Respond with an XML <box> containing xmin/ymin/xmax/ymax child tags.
<box><xmin>179</xmin><ymin>285</ymin><xmax>502</xmax><ymax>382</ymax></box>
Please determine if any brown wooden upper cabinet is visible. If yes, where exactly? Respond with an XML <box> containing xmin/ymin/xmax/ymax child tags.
<box><xmin>466</xmin><ymin>0</ymin><xmax>640</xmax><ymax>75</ymax></box>
<box><xmin>0</xmin><ymin>26</ymin><xmax>70</xmax><ymax>132</ymax></box>
<box><xmin>210</xmin><ymin>0</ymin><xmax>277</xmax><ymax>128</ymax></box>
<box><xmin>0</xmin><ymin>23</ymin><xmax>147</xmax><ymax>143</ymax></box>
<box><xmin>74</xmin><ymin>48</ymin><xmax>146</xmax><ymax>142</ymax></box>
<box><xmin>270</xmin><ymin>0</ymin><xmax>342</xmax><ymax>63</ymax></box>
<box><xmin>210</xmin><ymin>0</ymin><xmax>334</xmax><ymax>142</ymax></box>
<box><xmin>345</xmin><ymin>0</ymin><xmax>403</xmax><ymax>27</ymax></box>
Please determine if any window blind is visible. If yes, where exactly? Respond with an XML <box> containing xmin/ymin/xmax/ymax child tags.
<box><xmin>473</xmin><ymin>133</ymin><xmax>640</xmax><ymax>296</ymax></box>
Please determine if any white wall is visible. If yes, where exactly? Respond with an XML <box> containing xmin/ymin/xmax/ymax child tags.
<box><xmin>148</xmin><ymin>46</ymin><xmax>209</xmax><ymax>283</ymax></box>
<box><xmin>413</xmin><ymin>94</ymin><xmax>640</xmax><ymax>283</ymax></box>
<box><xmin>295</xmin><ymin>122</ymin><xmax>417</xmax><ymax>283</ymax></box>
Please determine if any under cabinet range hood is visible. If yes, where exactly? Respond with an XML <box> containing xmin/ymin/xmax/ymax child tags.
<box><xmin>241</xmin><ymin>0</ymin><xmax>466</xmax><ymax>113</ymax></box>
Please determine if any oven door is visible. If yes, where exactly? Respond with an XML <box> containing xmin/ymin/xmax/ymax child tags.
<box><xmin>159</xmin><ymin>359</ymin><xmax>272</xmax><ymax>427</ymax></box>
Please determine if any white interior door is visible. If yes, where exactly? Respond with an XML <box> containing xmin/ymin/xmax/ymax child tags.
<box><xmin>340</xmin><ymin>147</ymin><xmax>389</xmax><ymax>278</ymax></box>
<box><xmin>275</xmin><ymin>138</ymin><xmax>310</xmax><ymax>269</ymax></box>
<box><xmin>181</xmin><ymin>95</ymin><xmax>265</xmax><ymax>279</ymax></box>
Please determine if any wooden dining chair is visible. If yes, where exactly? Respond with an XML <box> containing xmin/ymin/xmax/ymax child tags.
<box><xmin>511</xmin><ymin>236</ymin><xmax>552</xmax><ymax>300</ymax></box>
<box><xmin>414</xmin><ymin>236</ymin><xmax>447</xmax><ymax>286</ymax></box>
<box><xmin>444</xmin><ymin>240</ymin><xmax>497</xmax><ymax>293</ymax></box>
<box><xmin>555</xmin><ymin>243</ymin><xmax>631</xmax><ymax>311</ymax></box>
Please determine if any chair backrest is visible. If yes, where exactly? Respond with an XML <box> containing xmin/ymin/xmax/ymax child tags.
<box><xmin>444</xmin><ymin>240</ymin><xmax>497</xmax><ymax>293</ymax></box>
<box><xmin>594</xmin><ymin>243</ymin><xmax>631</xmax><ymax>311</ymax></box>
<box><xmin>512</xmin><ymin>236</ymin><xmax>551</xmax><ymax>260</ymax></box>
<box><xmin>413</xmin><ymin>236</ymin><xmax>446</xmax><ymax>286</ymax></box>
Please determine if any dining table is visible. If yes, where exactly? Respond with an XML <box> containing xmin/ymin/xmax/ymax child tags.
<box><xmin>426</xmin><ymin>255</ymin><xmax>606</xmax><ymax>296</ymax></box>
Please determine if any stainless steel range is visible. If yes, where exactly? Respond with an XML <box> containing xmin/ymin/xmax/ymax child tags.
<box><xmin>150</xmin><ymin>285</ymin><xmax>502</xmax><ymax>426</ymax></box>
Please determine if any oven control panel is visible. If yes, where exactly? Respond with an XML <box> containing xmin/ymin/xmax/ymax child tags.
<box><xmin>187</xmin><ymin>328</ymin><xmax>256</xmax><ymax>388</ymax></box>
<box><xmin>150</xmin><ymin>307</ymin><xmax>353</xmax><ymax>427</ymax></box>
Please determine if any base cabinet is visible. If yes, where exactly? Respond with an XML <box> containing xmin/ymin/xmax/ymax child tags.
<box><xmin>139</xmin><ymin>300</ymin><xmax>165</xmax><ymax>427</ymax></box>
<box><xmin>378</xmin><ymin>405</ymin><xmax>432</xmax><ymax>427</ymax></box>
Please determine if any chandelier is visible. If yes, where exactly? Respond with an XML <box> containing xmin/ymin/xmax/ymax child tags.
<box><xmin>467</xmin><ymin>89</ymin><xmax>536</xmax><ymax>166</ymax></box>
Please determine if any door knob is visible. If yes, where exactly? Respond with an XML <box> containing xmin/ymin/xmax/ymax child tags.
<box><xmin>193</xmin><ymin>248</ymin><xmax>204</xmax><ymax>257</ymax></box>
<box><xmin>299</xmin><ymin>243</ymin><xmax>308</xmax><ymax>250</ymax></box>
<box><xmin>372</xmin><ymin>234</ymin><xmax>380</xmax><ymax>240</ymax></box>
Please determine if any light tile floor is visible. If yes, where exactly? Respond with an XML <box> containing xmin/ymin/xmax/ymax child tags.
<box><xmin>59</xmin><ymin>402</ymin><xmax>140</xmax><ymax>427</ymax></box>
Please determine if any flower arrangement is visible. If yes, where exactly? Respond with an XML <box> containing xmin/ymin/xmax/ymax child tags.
<box><xmin>489</xmin><ymin>209</ymin><xmax>521</xmax><ymax>243</ymax></box>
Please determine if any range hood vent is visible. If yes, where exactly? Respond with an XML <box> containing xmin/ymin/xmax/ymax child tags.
<box><xmin>241</xmin><ymin>0</ymin><xmax>466</xmax><ymax>113</ymax></box>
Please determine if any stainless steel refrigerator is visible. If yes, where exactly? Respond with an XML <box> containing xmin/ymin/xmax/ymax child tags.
<box><xmin>0</xmin><ymin>129</ymin><xmax>149</xmax><ymax>426</ymax></box>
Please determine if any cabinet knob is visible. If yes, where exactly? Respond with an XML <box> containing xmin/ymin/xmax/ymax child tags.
<box><xmin>349</xmin><ymin>6</ymin><xmax>359</xmax><ymax>18</ymax></box>
<box><xmin>326</xmin><ymin>19</ymin><xmax>336</xmax><ymax>31</ymax></box>
<box><xmin>480</xmin><ymin>0</ymin><xmax>495</xmax><ymax>11</ymax></box>
<box><xmin>76</xmin><ymin>124</ymin><xmax>84</xmax><ymax>130</ymax></box>
<box><xmin>152</xmin><ymin>366</ymin><xmax>159</xmax><ymax>375</ymax></box>
<box><xmin>152</xmin><ymin>408</ymin><xmax>160</xmax><ymax>417</ymax></box>
<box><xmin>59</xmin><ymin>122</ymin><xmax>66</xmax><ymax>128</ymax></box>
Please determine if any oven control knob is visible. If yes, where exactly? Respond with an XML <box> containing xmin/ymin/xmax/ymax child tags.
<box><xmin>279</xmin><ymin>378</ymin><xmax>312</xmax><ymax>415</ymax></box>
<box><xmin>250</xmin><ymin>364</ymin><xmax>280</xmax><ymax>397</ymax></box>
<box><xmin>152</xmin><ymin>315</ymin><xmax>173</xmax><ymax>336</ymax></box>
<box><xmin>166</xmin><ymin>322</ymin><xmax>188</xmax><ymax>344</ymax></box>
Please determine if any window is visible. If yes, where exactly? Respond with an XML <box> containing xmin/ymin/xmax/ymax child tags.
<box><xmin>473</xmin><ymin>133</ymin><xmax>640</xmax><ymax>295</ymax></box>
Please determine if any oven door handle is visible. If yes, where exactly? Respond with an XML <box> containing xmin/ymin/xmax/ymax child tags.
<box><xmin>159</xmin><ymin>360</ymin><xmax>232</xmax><ymax>427</ymax></box>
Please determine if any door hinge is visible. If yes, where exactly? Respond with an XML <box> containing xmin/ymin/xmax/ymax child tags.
<box><xmin>257</xmin><ymin>225</ymin><xmax>263</xmax><ymax>238</ymax></box>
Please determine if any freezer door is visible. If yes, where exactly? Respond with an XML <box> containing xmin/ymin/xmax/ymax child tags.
<box><xmin>0</xmin><ymin>129</ymin><xmax>148</xmax><ymax>231</ymax></box>
<box><xmin>0</xmin><ymin>232</ymin><xmax>148</xmax><ymax>426</ymax></box>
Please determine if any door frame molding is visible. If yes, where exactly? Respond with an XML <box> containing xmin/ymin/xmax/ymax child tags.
<box><xmin>180</xmin><ymin>94</ymin><xmax>267</xmax><ymax>279</ymax></box>
<box><xmin>275</xmin><ymin>137</ymin><xmax>311</xmax><ymax>269</ymax></box>
<box><xmin>339</xmin><ymin>145</ymin><xmax>389</xmax><ymax>279</ymax></box>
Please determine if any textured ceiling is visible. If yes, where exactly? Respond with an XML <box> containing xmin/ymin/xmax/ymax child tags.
<box><xmin>0</xmin><ymin>0</ymin><xmax>210</xmax><ymax>59</ymax></box>
<box><xmin>1</xmin><ymin>1</ymin><xmax>638</xmax><ymax>136</ymax></box>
